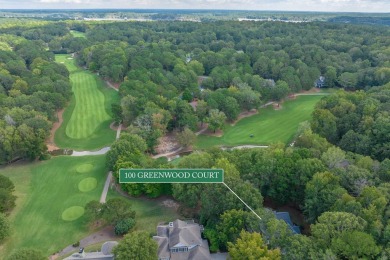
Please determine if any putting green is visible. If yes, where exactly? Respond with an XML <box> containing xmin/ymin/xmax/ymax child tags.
<box><xmin>62</xmin><ymin>206</ymin><xmax>85</xmax><ymax>221</ymax></box>
<box><xmin>78</xmin><ymin>178</ymin><xmax>98</xmax><ymax>192</ymax></box>
<box><xmin>76</xmin><ymin>164</ymin><xmax>94</xmax><ymax>173</ymax></box>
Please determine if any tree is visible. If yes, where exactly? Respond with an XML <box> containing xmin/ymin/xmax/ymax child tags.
<box><xmin>237</xmin><ymin>84</ymin><xmax>261</xmax><ymax>111</ymax></box>
<box><xmin>6</xmin><ymin>248</ymin><xmax>46</xmax><ymax>260</ymax></box>
<box><xmin>115</xmin><ymin>218</ymin><xmax>136</xmax><ymax>236</ymax></box>
<box><xmin>331</xmin><ymin>231</ymin><xmax>381</xmax><ymax>259</ymax></box>
<box><xmin>113</xmin><ymin>231</ymin><xmax>158</xmax><ymax>260</ymax></box>
<box><xmin>207</xmin><ymin>109</ymin><xmax>226</xmax><ymax>133</ymax></box>
<box><xmin>0</xmin><ymin>213</ymin><xmax>10</xmax><ymax>242</ymax></box>
<box><xmin>311</xmin><ymin>109</ymin><xmax>338</xmax><ymax>143</ymax></box>
<box><xmin>320</xmin><ymin>146</ymin><xmax>346</xmax><ymax>169</ymax></box>
<box><xmin>216</xmin><ymin>209</ymin><xmax>247</xmax><ymax>250</ymax></box>
<box><xmin>102</xmin><ymin>198</ymin><xmax>136</xmax><ymax>225</ymax></box>
<box><xmin>176</xmin><ymin>127</ymin><xmax>196</xmax><ymax>148</ymax></box>
<box><xmin>304</xmin><ymin>172</ymin><xmax>347</xmax><ymax>223</ymax></box>
<box><xmin>228</xmin><ymin>230</ymin><xmax>281</xmax><ymax>260</ymax></box>
<box><xmin>311</xmin><ymin>211</ymin><xmax>366</xmax><ymax>248</ymax></box>
<box><xmin>271</xmin><ymin>80</ymin><xmax>290</xmax><ymax>106</ymax></box>
<box><xmin>111</xmin><ymin>103</ymin><xmax>123</xmax><ymax>124</ymax></box>
<box><xmin>182</xmin><ymin>89</ymin><xmax>193</xmax><ymax>102</ymax></box>
<box><xmin>195</xmin><ymin>100</ymin><xmax>208</xmax><ymax>126</ymax></box>
<box><xmin>106</xmin><ymin>133</ymin><xmax>147</xmax><ymax>170</ymax></box>
<box><xmin>338</xmin><ymin>72</ymin><xmax>358</xmax><ymax>89</ymax></box>
<box><xmin>221</xmin><ymin>96</ymin><xmax>240</xmax><ymax>121</ymax></box>
<box><xmin>84</xmin><ymin>200</ymin><xmax>103</xmax><ymax>223</ymax></box>
<box><xmin>0</xmin><ymin>174</ymin><xmax>16</xmax><ymax>213</ymax></box>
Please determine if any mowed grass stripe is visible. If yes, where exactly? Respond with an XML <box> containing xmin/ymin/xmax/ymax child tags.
<box><xmin>54</xmin><ymin>54</ymin><xmax>119</xmax><ymax>150</ymax></box>
<box><xmin>65</xmin><ymin>68</ymin><xmax>110</xmax><ymax>139</ymax></box>
<box><xmin>196</xmin><ymin>95</ymin><xmax>323</xmax><ymax>149</ymax></box>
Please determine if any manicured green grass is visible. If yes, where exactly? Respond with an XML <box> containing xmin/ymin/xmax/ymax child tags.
<box><xmin>54</xmin><ymin>54</ymin><xmax>119</xmax><ymax>150</ymax></box>
<box><xmin>0</xmin><ymin>157</ymin><xmax>181</xmax><ymax>258</ymax></box>
<box><xmin>70</xmin><ymin>30</ymin><xmax>86</xmax><ymax>38</ymax></box>
<box><xmin>196</xmin><ymin>95</ymin><xmax>324</xmax><ymax>149</ymax></box>
<box><xmin>0</xmin><ymin>156</ymin><xmax>107</xmax><ymax>258</ymax></box>
<box><xmin>78</xmin><ymin>178</ymin><xmax>98</xmax><ymax>192</ymax></box>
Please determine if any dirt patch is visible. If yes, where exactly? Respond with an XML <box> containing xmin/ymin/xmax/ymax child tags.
<box><xmin>231</xmin><ymin>109</ymin><xmax>258</xmax><ymax>126</ymax></box>
<box><xmin>161</xmin><ymin>199</ymin><xmax>180</xmax><ymax>211</ymax></box>
<box><xmin>273</xmin><ymin>103</ymin><xmax>283</xmax><ymax>110</ymax></box>
<box><xmin>155</xmin><ymin>133</ymin><xmax>181</xmax><ymax>154</ymax></box>
<box><xmin>299</xmin><ymin>87</ymin><xmax>321</xmax><ymax>94</ymax></box>
<box><xmin>109</xmin><ymin>122</ymin><xmax>121</xmax><ymax>131</ymax></box>
<box><xmin>106</xmin><ymin>80</ymin><xmax>120</xmax><ymax>91</ymax></box>
<box><xmin>190</xmin><ymin>100</ymin><xmax>198</xmax><ymax>110</ymax></box>
<box><xmin>46</xmin><ymin>109</ymin><xmax>64</xmax><ymax>151</ymax></box>
<box><xmin>200</xmin><ymin>128</ymin><xmax>223</xmax><ymax>137</ymax></box>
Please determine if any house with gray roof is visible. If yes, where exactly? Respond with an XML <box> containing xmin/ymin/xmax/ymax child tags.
<box><xmin>153</xmin><ymin>219</ymin><xmax>211</xmax><ymax>260</ymax></box>
<box><xmin>64</xmin><ymin>241</ymin><xmax>118</xmax><ymax>260</ymax></box>
<box><xmin>274</xmin><ymin>212</ymin><xmax>301</xmax><ymax>234</ymax></box>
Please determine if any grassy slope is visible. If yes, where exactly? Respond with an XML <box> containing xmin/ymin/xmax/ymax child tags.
<box><xmin>54</xmin><ymin>54</ymin><xmax>119</xmax><ymax>150</ymax></box>
<box><xmin>70</xmin><ymin>30</ymin><xmax>86</xmax><ymax>38</ymax></box>
<box><xmin>0</xmin><ymin>156</ymin><xmax>107</xmax><ymax>258</ymax></box>
<box><xmin>196</xmin><ymin>95</ymin><xmax>323</xmax><ymax>149</ymax></box>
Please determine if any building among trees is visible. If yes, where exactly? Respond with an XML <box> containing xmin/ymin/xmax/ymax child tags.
<box><xmin>153</xmin><ymin>219</ymin><xmax>211</xmax><ymax>260</ymax></box>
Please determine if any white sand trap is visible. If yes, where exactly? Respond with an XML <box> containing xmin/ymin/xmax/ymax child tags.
<box><xmin>67</xmin><ymin>58</ymin><xmax>73</xmax><ymax>60</ymax></box>
<box><xmin>71</xmin><ymin>147</ymin><xmax>111</xmax><ymax>156</ymax></box>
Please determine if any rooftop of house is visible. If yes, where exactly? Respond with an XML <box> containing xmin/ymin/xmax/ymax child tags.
<box><xmin>274</xmin><ymin>212</ymin><xmax>301</xmax><ymax>234</ymax></box>
<box><xmin>154</xmin><ymin>219</ymin><xmax>211</xmax><ymax>260</ymax></box>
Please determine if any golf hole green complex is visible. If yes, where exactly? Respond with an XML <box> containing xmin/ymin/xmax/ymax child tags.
<box><xmin>76</xmin><ymin>164</ymin><xmax>94</xmax><ymax>173</ymax></box>
<box><xmin>78</xmin><ymin>177</ymin><xmax>98</xmax><ymax>192</ymax></box>
<box><xmin>62</xmin><ymin>206</ymin><xmax>85</xmax><ymax>221</ymax></box>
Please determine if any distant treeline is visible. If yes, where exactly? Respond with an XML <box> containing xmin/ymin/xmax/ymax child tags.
<box><xmin>329</xmin><ymin>16</ymin><xmax>390</xmax><ymax>26</ymax></box>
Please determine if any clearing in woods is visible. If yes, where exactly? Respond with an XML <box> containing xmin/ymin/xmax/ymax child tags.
<box><xmin>196</xmin><ymin>95</ymin><xmax>324</xmax><ymax>149</ymax></box>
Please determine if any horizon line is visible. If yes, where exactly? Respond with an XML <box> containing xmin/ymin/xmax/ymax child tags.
<box><xmin>0</xmin><ymin>8</ymin><xmax>389</xmax><ymax>14</ymax></box>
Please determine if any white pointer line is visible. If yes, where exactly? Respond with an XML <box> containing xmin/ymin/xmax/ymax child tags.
<box><xmin>223</xmin><ymin>182</ymin><xmax>262</xmax><ymax>220</ymax></box>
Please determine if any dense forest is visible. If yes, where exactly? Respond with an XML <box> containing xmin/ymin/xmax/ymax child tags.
<box><xmin>0</xmin><ymin>23</ymin><xmax>72</xmax><ymax>163</ymax></box>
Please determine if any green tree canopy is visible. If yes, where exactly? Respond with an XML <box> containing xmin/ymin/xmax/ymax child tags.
<box><xmin>113</xmin><ymin>231</ymin><xmax>158</xmax><ymax>260</ymax></box>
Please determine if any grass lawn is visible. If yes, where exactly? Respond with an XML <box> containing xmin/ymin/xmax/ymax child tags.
<box><xmin>70</xmin><ymin>30</ymin><xmax>86</xmax><ymax>38</ymax></box>
<box><xmin>196</xmin><ymin>95</ymin><xmax>324</xmax><ymax>149</ymax></box>
<box><xmin>0</xmin><ymin>156</ymin><xmax>180</xmax><ymax>258</ymax></box>
<box><xmin>0</xmin><ymin>156</ymin><xmax>108</xmax><ymax>258</ymax></box>
<box><xmin>107</xmin><ymin>189</ymin><xmax>181</xmax><ymax>235</ymax></box>
<box><xmin>54</xmin><ymin>54</ymin><xmax>119</xmax><ymax>150</ymax></box>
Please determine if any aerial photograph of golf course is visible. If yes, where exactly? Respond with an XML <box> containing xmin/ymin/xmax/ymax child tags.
<box><xmin>0</xmin><ymin>4</ymin><xmax>389</xmax><ymax>260</ymax></box>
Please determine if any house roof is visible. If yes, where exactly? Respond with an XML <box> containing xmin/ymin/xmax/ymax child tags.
<box><xmin>169</xmin><ymin>224</ymin><xmax>202</xmax><ymax>248</ymax></box>
<box><xmin>155</xmin><ymin>219</ymin><xmax>211</xmax><ymax>260</ymax></box>
<box><xmin>274</xmin><ymin>212</ymin><xmax>301</xmax><ymax>234</ymax></box>
<box><xmin>153</xmin><ymin>236</ymin><xmax>170</xmax><ymax>258</ymax></box>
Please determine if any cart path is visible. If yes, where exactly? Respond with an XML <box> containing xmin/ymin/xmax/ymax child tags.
<box><xmin>52</xmin><ymin>226</ymin><xmax>116</xmax><ymax>259</ymax></box>
<box><xmin>100</xmin><ymin>171</ymin><xmax>113</xmax><ymax>203</ymax></box>
<box><xmin>70</xmin><ymin>124</ymin><xmax>122</xmax><ymax>156</ymax></box>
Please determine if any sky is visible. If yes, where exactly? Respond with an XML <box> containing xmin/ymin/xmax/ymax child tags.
<box><xmin>0</xmin><ymin>0</ymin><xmax>389</xmax><ymax>13</ymax></box>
